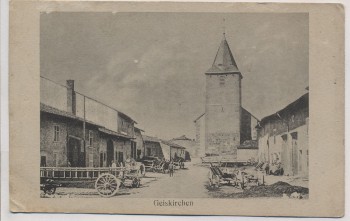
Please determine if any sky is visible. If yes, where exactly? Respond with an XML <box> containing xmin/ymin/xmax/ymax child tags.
<box><xmin>41</xmin><ymin>12</ymin><xmax>309</xmax><ymax>140</ymax></box>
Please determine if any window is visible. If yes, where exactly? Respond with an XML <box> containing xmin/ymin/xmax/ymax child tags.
<box><xmin>54</xmin><ymin>125</ymin><xmax>60</xmax><ymax>142</ymax></box>
<box><xmin>89</xmin><ymin>130</ymin><xmax>93</xmax><ymax>146</ymax></box>
<box><xmin>40</xmin><ymin>156</ymin><xmax>46</xmax><ymax>167</ymax></box>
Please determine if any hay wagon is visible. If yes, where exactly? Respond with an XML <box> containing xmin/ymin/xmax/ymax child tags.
<box><xmin>40</xmin><ymin>163</ymin><xmax>145</xmax><ymax>197</ymax></box>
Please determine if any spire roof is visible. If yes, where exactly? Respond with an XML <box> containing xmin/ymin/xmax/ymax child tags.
<box><xmin>206</xmin><ymin>34</ymin><xmax>240</xmax><ymax>74</ymax></box>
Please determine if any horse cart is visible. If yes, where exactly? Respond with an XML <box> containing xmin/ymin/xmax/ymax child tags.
<box><xmin>208</xmin><ymin>164</ymin><xmax>261</xmax><ymax>189</ymax></box>
<box><xmin>40</xmin><ymin>163</ymin><xmax>146</xmax><ymax>197</ymax></box>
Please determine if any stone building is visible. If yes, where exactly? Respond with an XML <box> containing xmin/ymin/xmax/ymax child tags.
<box><xmin>169</xmin><ymin>135</ymin><xmax>196</xmax><ymax>158</ymax></box>
<box><xmin>40</xmin><ymin>77</ymin><xmax>138</xmax><ymax>167</ymax></box>
<box><xmin>143</xmin><ymin>135</ymin><xmax>164</xmax><ymax>159</ymax></box>
<box><xmin>143</xmin><ymin>135</ymin><xmax>186</xmax><ymax>161</ymax></box>
<box><xmin>193</xmin><ymin>113</ymin><xmax>206</xmax><ymax>158</ymax></box>
<box><xmin>134</xmin><ymin>127</ymin><xmax>145</xmax><ymax>161</ymax></box>
<box><xmin>195</xmin><ymin>33</ymin><xmax>259</xmax><ymax>159</ymax></box>
<box><xmin>257</xmin><ymin>92</ymin><xmax>309</xmax><ymax>177</ymax></box>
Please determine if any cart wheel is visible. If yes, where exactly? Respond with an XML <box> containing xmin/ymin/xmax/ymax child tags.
<box><xmin>44</xmin><ymin>186</ymin><xmax>56</xmax><ymax>195</ymax></box>
<box><xmin>95</xmin><ymin>173</ymin><xmax>121</xmax><ymax>197</ymax></box>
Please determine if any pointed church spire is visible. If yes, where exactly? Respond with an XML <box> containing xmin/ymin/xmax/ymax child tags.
<box><xmin>206</xmin><ymin>31</ymin><xmax>240</xmax><ymax>74</ymax></box>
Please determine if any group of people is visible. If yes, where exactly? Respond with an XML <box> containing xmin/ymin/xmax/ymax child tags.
<box><xmin>257</xmin><ymin>161</ymin><xmax>284</xmax><ymax>176</ymax></box>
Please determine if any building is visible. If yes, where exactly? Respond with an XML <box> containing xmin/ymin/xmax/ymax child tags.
<box><xmin>195</xmin><ymin>33</ymin><xmax>259</xmax><ymax>159</ymax></box>
<box><xmin>237</xmin><ymin>140</ymin><xmax>259</xmax><ymax>163</ymax></box>
<box><xmin>40</xmin><ymin>77</ymin><xmax>138</xmax><ymax>167</ymax></box>
<box><xmin>256</xmin><ymin>93</ymin><xmax>309</xmax><ymax>177</ymax></box>
<box><xmin>143</xmin><ymin>135</ymin><xmax>186</xmax><ymax>160</ymax></box>
<box><xmin>169</xmin><ymin>135</ymin><xmax>196</xmax><ymax>158</ymax></box>
<box><xmin>143</xmin><ymin>135</ymin><xmax>164</xmax><ymax>159</ymax></box>
<box><xmin>134</xmin><ymin>127</ymin><xmax>145</xmax><ymax>161</ymax></box>
<box><xmin>194</xmin><ymin>113</ymin><xmax>206</xmax><ymax>158</ymax></box>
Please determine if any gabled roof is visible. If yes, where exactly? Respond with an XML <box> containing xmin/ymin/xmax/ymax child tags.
<box><xmin>143</xmin><ymin>135</ymin><xmax>161</xmax><ymax>143</ymax></box>
<box><xmin>98</xmin><ymin>127</ymin><xmax>134</xmax><ymax>140</ymax></box>
<box><xmin>206</xmin><ymin>34</ymin><xmax>240</xmax><ymax>74</ymax></box>
<box><xmin>41</xmin><ymin>103</ymin><xmax>89</xmax><ymax>123</ymax></box>
<box><xmin>171</xmin><ymin>135</ymin><xmax>193</xmax><ymax>141</ymax></box>
<box><xmin>259</xmin><ymin>93</ymin><xmax>309</xmax><ymax>126</ymax></box>
<box><xmin>241</xmin><ymin>107</ymin><xmax>260</xmax><ymax>121</ymax></box>
<box><xmin>193</xmin><ymin>112</ymin><xmax>205</xmax><ymax>122</ymax></box>
<box><xmin>142</xmin><ymin>135</ymin><xmax>186</xmax><ymax>149</ymax></box>
<box><xmin>41</xmin><ymin>103</ymin><xmax>133</xmax><ymax>140</ymax></box>
<box><xmin>162</xmin><ymin>140</ymin><xmax>186</xmax><ymax>149</ymax></box>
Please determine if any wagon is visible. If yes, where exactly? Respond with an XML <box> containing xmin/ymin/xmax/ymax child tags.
<box><xmin>208</xmin><ymin>164</ymin><xmax>235</xmax><ymax>188</ymax></box>
<box><xmin>208</xmin><ymin>164</ymin><xmax>261</xmax><ymax>189</ymax></box>
<box><xmin>40</xmin><ymin>163</ymin><xmax>145</xmax><ymax>198</ymax></box>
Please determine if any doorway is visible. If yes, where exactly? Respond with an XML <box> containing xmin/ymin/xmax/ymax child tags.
<box><xmin>68</xmin><ymin>137</ymin><xmax>85</xmax><ymax>167</ymax></box>
<box><xmin>291</xmin><ymin>132</ymin><xmax>298</xmax><ymax>176</ymax></box>
<box><xmin>107</xmin><ymin>139</ymin><xmax>114</xmax><ymax>167</ymax></box>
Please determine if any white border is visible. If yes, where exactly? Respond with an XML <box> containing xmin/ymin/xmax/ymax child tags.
<box><xmin>1</xmin><ymin>0</ymin><xmax>348</xmax><ymax>220</ymax></box>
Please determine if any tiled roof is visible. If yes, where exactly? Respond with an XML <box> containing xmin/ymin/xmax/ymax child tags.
<box><xmin>259</xmin><ymin>93</ymin><xmax>309</xmax><ymax>126</ymax></box>
<box><xmin>41</xmin><ymin>103</ymin><xmax>81</xmax><ymax>121</ymax></box>
<box><xmin>41</xmin><ymin>103</ymin><xmax>133</xmax><ymax>140</ymax></box>
<box><xmin>98</xmin><ymin>127</ymin><xmax>134</xmax><ymax>139</ymax></box>
<box><xmin>143</xmin><ymin>135</ymin><xmax>161</xmax><ymax>143</ymax></box>
<box><xmin>206</xmin><ymin>34</ymin><xmax>240</xmax><ymax>74</ymax></box>
<box><xmin>162</xmin><ymin>140</ymin><xmax>186</xmax><ymax>149</ymax></box>
<box><xmin>171</xmin><ymin>135</ymin><xmax>193</xmax><ymax>141</ymax></box>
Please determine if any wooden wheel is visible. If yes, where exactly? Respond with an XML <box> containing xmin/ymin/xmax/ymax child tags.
<box><xmin>44</xmin><ymin>186</ymin><xmax>56</xmax><ymax>195</ymax></box>
<box><xmin>95</xmin><ymin>173</ymin><xmax>120</xmax><ymax>197</ymax></box>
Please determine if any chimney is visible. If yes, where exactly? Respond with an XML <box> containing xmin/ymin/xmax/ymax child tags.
<box><xmin>67</xmin><ymin>80</ymin><xmax>76</xmax><ymax>115</ymax></box>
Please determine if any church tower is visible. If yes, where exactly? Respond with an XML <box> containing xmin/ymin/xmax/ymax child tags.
<box><xmin>205</xmin><ymin>33</ymin><xmax>242</xmax><ymax>155</ymax></box>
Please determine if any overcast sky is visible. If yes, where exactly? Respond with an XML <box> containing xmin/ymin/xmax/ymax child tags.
<box><xmin>41</xmin><ymin>12</ymin><xmax>308</xmax><ymax>140</ymax></box>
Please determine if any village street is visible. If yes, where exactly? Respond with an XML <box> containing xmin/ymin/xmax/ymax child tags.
<box><xmin>50</xmin><ymin>160</ymin><xmax>217</xmax><ymax>198</ymax></box>
<box><xmin>44</xmin><ymin>160</ymin><xmax>308</xmax><ymax>199</ymax></box>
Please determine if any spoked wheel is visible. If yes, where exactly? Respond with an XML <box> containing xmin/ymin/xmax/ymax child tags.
<box><xmin>44</xmin><ymin>186</ymin><xmax>56</xmax><ymax>195</ymax></box>
<box><xmin>95</xmin><ymin>173</ymin><xmax>121</xmax><ymax>197</ymax></box>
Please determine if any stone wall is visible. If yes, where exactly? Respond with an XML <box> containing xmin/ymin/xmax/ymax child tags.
<box><xmin>205</xmin><ymin>73</ymin><xmax>241</xmax><ymax>154</ymax></box>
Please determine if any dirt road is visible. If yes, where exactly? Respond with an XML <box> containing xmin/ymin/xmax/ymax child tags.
<box><xmin>50</xmin><ymin>161</ymin><xmax>213</xmax><ymax>198</ymax></box>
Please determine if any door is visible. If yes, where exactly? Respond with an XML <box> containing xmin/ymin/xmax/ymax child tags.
<box><xmin>281</xmin><ymin>134</ymin><xmax>290</xmax><ymax>175</ymax></box>
<box><xmin>131</xmin><ymin>141</ymin><xmax>137</xmax><ymax>160</ymax></box>
<box><xmin>100</xmin><ymin>153</ymin><xmax>104</xmax><ymax>167</ymax></box>
<box><xmin>40</xmin><ymin>156</ymin><xmax>46</xmax><ymax>167</ymax></box>
<box><xmin>107</xmin><ymin>139</ymin><xmax>114</xmax><ymax>167</ymax></box>
<box><xmin>68</xmin><ymin>137</ymin><xmax>84</xmax><ymax>167</ymax></box>
<box><xmin>291</xmin><ymin>132</ymin><xmax>298</xmax><ymax>176</ymax></box>
<box><xmin>137</xmin><ymin>149</ymin><xmax>141</xmax><ymax>160</ymax></box>
<box><xmin>117</xmin><ymin>151</ymin><xmax>124</xmax><ymax>164</ymax></box>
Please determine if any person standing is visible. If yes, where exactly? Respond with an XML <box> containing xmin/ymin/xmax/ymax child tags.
<box><xmin>169</xmin><ymin>161</ymin><xmax>174</xmax><ymax>177</ymax></box>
